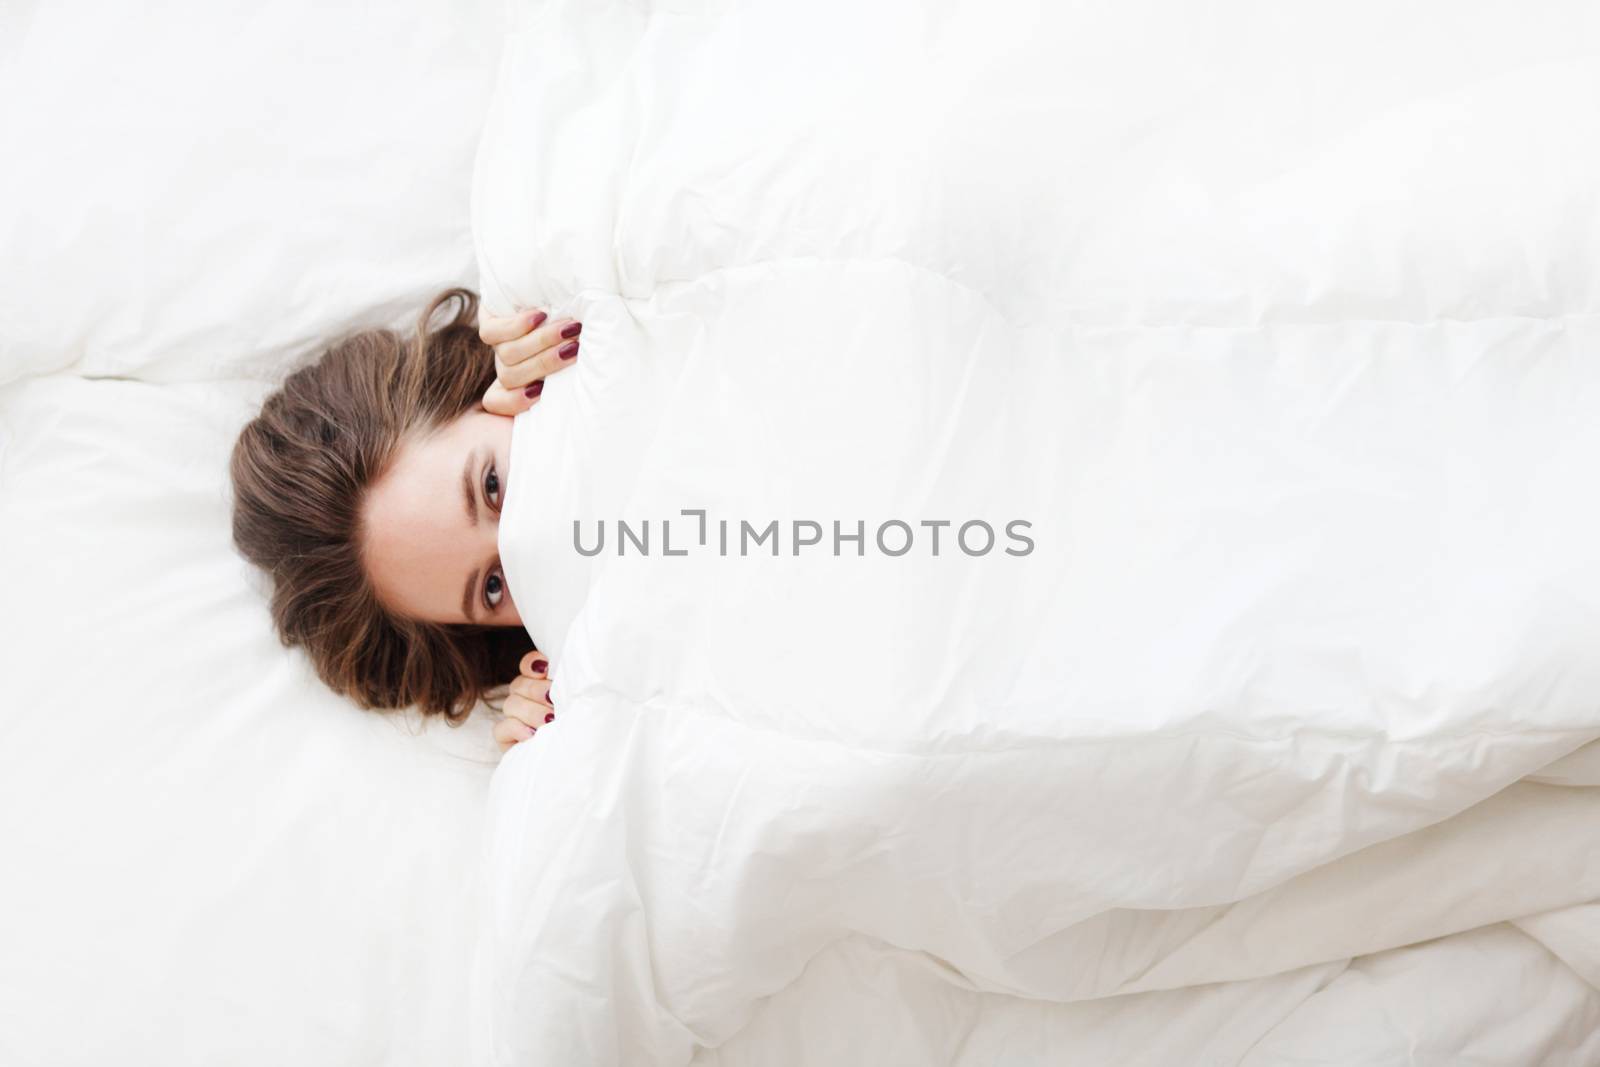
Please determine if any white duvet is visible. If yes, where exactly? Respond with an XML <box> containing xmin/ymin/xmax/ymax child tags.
<box><xmin>470</xmin><ymin>1</ymin><xmax>1600</xmax><ymax>1063</ymax></box>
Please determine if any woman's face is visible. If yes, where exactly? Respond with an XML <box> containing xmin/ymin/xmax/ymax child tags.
<box><xmin>360</xmin><ymin>409</ymin><xmax>523</xmax><ymax>628</ymax></box>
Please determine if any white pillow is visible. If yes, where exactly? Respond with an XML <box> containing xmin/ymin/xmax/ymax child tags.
<box><xmin>0</xmin><ymin>0</ymin><xmax>500</xmax><ymax>385</ymax></box>
<box><xmin>0</xmin><ymin>374</ymin><xmax>499</xmax><ymax>1063</ymax></box>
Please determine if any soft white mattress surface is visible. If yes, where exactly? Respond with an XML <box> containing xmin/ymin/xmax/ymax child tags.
<box><xmin>472</xmin><ymin>0</ymin><xmax>1600</xmax><ymax>1062</ymax></box>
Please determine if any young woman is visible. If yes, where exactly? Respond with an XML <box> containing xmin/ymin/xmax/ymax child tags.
<box><xmin>229</xmin><ymin>288</ymin><xmax>571</xmax><ymax>754</ymax></box>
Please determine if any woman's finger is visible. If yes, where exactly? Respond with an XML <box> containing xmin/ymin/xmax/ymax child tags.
<box><xmin>480</xmin><ymin>308</ymin><xmax>549</xmax><ymax>347</ymax></box>
<box><xmin>481</xmin><ymin>378</ymin><xmax>541</xmax><ymax>418</ymax></box>
<box><xmin>493</xmin><ymin>715</ymin><xmax>535</xmax><ymax>753</ymax></box>
<box><xmin>504</xmin><ymin>694</ymin><xmax>540</xmax><ymax>729</ymax></box>
<box><xmin>505</xmin><ymin>691</ymin><xmax>555</xmax><ymax>731</ymax></box>
<box><xmin>495</xmin><ymin>338</ymin><xmax>581</xmax><ymax>391</ymax></box>
<box><xmin>519</xmin><ymin>651</ymin><xmax>549</xmax><ymax>678</ymax></box>
<box><xmin>496</xmin><ymin>318</ymin><xmax>581</xmax><ymax>370</ymax></box>
<box><xmin>509</xmin><ymin>675</ymin><xmax>553</xmax><ymax>706</ymax></box>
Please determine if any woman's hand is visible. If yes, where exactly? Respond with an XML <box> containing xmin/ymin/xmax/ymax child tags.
<box><xmin>493</xmin><ymin>650</ymin><xmax>556</xmax><ymax>754</ymax></box>
<box><xmin>478</xmin><ymin>307</ymin><xmax>584</xmax><ymax>416</ymax></box>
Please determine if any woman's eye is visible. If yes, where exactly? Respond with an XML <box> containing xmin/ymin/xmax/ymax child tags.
<box><xmin>484</xmin><ymin>571</ymin><xmax>504</xmax><ymax>610</ymax></box>
<box><xmin>484</xmin><ymin>465</ymin><xmax>501</xmax><ymax>510</ymax></box>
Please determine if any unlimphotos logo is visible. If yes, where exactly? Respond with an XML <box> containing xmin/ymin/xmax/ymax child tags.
<box><xmin>573</xmin><ymin>510</ymin><xmax>1034</xmax><ymax>558</ymax></box>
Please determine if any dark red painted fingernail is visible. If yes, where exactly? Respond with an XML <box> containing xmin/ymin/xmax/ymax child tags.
<box><xmin>524</xmin><ymin>381</ymin><xmax>543</xmax><ymax>399</ymax></box>
<box><xmin>560</xmin><ymin>322</ymin><xmax>582</xmax><ymax>339</ymax></box>
<box><xmin>559</xmin><ymin>341</ymin><xmax>579</xmax><ymax>359</ymax></box>
<box><xmin>531</xmin><ymin>659</ymin><xmax>547</xmax><ymax>673</ymax></box>
<box><xmin>544</xmin><ymin>712</ymin><xmax>555</xmax><ymax>723</ymax></box>
<box><xmin>527</xmin><ymin>310</ymin><xmax>547</xmax><ymax>330</ymax></box>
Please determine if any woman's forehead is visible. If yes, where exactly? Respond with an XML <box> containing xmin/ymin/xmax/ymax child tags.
<box><xmin>357</xmin><ymin>409</ymin><xmax>512</xmax><ymax>623</ymax></box>
<box><xmin>360</xmin><ymin>432</ymin><xmax>475</xmax><ymax>617</ymax></box>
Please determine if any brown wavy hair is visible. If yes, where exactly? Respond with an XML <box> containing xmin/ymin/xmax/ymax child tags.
<box><xmin>229</xmin><ymin>287</ymin><xmax>534</xmax><ymax>721</ymax></box>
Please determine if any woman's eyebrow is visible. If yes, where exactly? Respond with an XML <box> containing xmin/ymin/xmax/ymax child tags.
<box><xmin>461</xmin><ymin>451</ymin><xmax>479</xmax><ymax>526</ymax></box>
<box><xmin>461</xmin><ymin>566</ymin><xmax>480</xmax><ymax>623</ymax></box>
<box><xmin>461</xmin><ymin>448</ymin><xmax>483</xmax><ymax>621</ymax></box>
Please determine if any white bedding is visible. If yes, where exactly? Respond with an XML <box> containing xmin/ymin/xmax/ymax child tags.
<box><xmin>472</xmin><ymin>0</ymin><xmax>1600</xmax><ymax>1062</ymax></box>
<box><xmin>0</xmin><ymin>0</ymin><xmax>499</xmax><ymax>386</ymax></box>
<box><xmin>3</xmin><ymin>0</ymin><xmax>1597</xmax><ymax>1063</ymax></box>
<box><xmin>0</xmin><ymin>2</ymin><xmax>507</xmax><ymax>1063</ymax></box>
